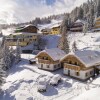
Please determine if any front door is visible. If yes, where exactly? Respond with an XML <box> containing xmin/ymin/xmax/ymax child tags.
<box><xmin>68</xmin><ymin>70</ymin><xmax>70</xmax><ymax>76</ymax></box>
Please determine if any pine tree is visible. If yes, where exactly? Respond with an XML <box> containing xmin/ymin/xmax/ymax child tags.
<box><xmin>97</xmin><ymin>0</ymin><xmax>100</xmax><ymax>17</ymax></box>
<box><xmin>58</xmin><ymin>17</ymin><xmax>70</xmax><ymax>54</ymax></box>
<box><xmin>72</xmin><ymin>41</ymin><xmax>78</xmax><ymax>52</ymax></box>
<box><xmin>15</xmin><ymin>39</ymin><xmax>21</xmax><ymax>64</ymax></box>
<box><xmin>1</xmin><ymin>42</ymin><xmax>11</xmax><ymax>70</ymax></box>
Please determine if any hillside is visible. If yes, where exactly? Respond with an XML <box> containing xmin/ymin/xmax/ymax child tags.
<box><xmin>0</xmin><ymin>32</ymin><xmax>100</xmax><ymax>100</ymax></box>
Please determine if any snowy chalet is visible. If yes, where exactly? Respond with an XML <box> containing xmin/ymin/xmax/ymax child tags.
<box><xmin>36</xmin><ymin>48</ymin><xmax>66</xmax><ymax>71</ymax></box>
<box><xmin>15</xmin><ymin>24</ymin><xmax>38</xmax><ymax>33</ymax></box>
<box><xmin>61</xmin><ymin>50</ymin><xmax>100</xmax><ymax>81</ymax></box>
<box><xmin>94</xmin><ymin>17</ymin><xmax>100</xmax><ymax>32</ymax></box>
<box><xmin>70</xmin><ymin>19</ymin><xmax>86</xmax><ymax>32</ymax></box>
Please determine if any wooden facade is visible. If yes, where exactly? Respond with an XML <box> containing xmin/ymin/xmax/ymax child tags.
<box><xmin>61</xmin><ymin>54</ymin><xmax>95</xmax><ymax>81</ymax></box>
<box><xmin>36</xmin><ymin>48</ymin><xmax>65</xmax><ymax>71</ymax></box>
<box><xmin>51</xmin><ymin>26</ymin><xmax>60</xmax><ymax>35</ymax></box>
<box><xmin>94</xmin><ymin>17</ymin><xmax>100</xmax><ymax>31</ymax></box>
<box><xmin>70</xmin><ymin>23</ymin><xmax>83</xmax><ymax>32</ymax></box>
<box><xmin>6</xmin><ymin>33</ymin><xmax>39</xmax><ymax>46</ymax></box>
<box><xmin>15</xmin><ymin>25</ymin><xmax>38</xmax><ymax>33</ymax></box>
<box><xmin>36</xmin><ymin>52</ymin><xmax>59</xmax><ymax>64</ymax></box>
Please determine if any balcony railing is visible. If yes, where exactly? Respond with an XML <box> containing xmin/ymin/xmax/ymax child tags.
<box><xmin>64</xmin><ymin>63</ymin><xmax>80</xmax><ymax>71</ymax></box>
<box><xmin>38</xmin><ymin>59</ymin><xmax>59</xmax><ymax>64</ymax></box>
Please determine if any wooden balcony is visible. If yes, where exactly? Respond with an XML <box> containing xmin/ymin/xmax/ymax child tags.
<box><xmin>64</xmin><ymin>63</ymin><xmax>80</xmax><ymax>71</ymax></box>
<box><xmin>38</xmin><ymin>59</ymin><xmax>59</xmax><ymax>64</ymax></box>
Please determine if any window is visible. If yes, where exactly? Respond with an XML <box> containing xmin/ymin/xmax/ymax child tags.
<box><xmin>54</xmin><ymin>65</ymin><xmax>56</xmax><ymax>69</ymax></box>
<box><xmin>85</xmin><ymin>73</ymin><xmax>88</xmax><ymax>77</ymax></box>
<box><xmin>76</xmin><ymin>72</ymin><xmax>80</xmax><ymax>76</ymax></box>
<box><xmin>74</xmin><ymin>62</ymin><xmax>78</xmax><ymax>65</ymax></box>
<box><xmin>90</xmin><ymin>71</ymin><xmax>93</xmax><ymax>75</ymax></box>
<box><xmin>47</xmin><ymin>65</ymin><xmax>49</xmax><ymax>68</ymax></box>
<box><xmin>41</xmin><ymin>64</ymin><xmax>43</xmax><ymax>68</ymax></box>
<box><xmin>69</xmin><ymin>61</ymin><xmax>72</xmax><ymax>64</ymax></box>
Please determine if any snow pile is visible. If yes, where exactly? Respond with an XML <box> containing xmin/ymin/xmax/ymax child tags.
<box><xmin>73</xmin><ymin>88</ymin><xmax>100</xmax><ymax>100</ymax></box>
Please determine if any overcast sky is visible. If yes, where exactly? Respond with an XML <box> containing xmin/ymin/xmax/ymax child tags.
<box><xmin>0</xmin><ymin>0</ymin><xmax>88</xmax><ymax>24</ymax></box>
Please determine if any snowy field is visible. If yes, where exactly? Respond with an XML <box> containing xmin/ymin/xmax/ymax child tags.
<box><xmin>1</xmin><ymin>32</ymin><xmax>100</xmax><ymax>100</ymax></box>
<box><xmin>0</xmin><ymin>53</ymin><xmax>100</xmax><ymax>100</ymax></box>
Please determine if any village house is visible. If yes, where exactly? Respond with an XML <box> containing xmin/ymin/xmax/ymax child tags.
<box><xmin>51</xmin><ymin>24</ymin><xmax>60</xmax><ymax>35</ymax></box>
<box><xmin>6</xmin><ymin>32</ymin><xmax>40</xmax><ymax>47</ymax></box>
<box><xmin>15</xmin><ymin>24</ymin><xmax>38</xmax><ymax>33</ymax></box>
<box><xmin>70</xmin><ymin>19</ymin><xmax>87</xmax><ymax>32</ymax></box>
<box><xmin>61</xmin><ymin>50</ymin><xmax>100</xmax><ymax>81</ymax></box>
<box><xmin>5</xmin><ymin>24</ymin><xmax>40</xmax><ymax>47</ymax></box>
<box><xmin>35</xmin><ymin>48</ymin><xmax>66</xmax><ymax>71</ymax></box>
<box><xmin>93</xmin><ymin>16</ymin><xmax>100</xmax><ymax>32</ymax></box>
<box><xmin>41</xmin><ymin>28</ymin><xmax>51</xmax><ymax>35</ymax></box>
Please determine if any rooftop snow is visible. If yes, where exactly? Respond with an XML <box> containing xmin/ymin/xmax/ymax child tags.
<box><xmin>62</xmin><ymin>50</ymin><xmax>100</xmax><ymax>67</ymax></box>
<box><xmin>37</xmin><ymin>48</ymin><xmax>66</xmax><ymax>61</ymax></box>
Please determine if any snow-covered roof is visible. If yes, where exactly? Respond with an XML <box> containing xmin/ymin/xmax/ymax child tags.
<box><xmin>16</xmin><ymin>24</ymin><xmax>38</xmax><ymax>31</ymax></box>
<box><xmin>75</xmin><ymin>19</ymin><xmax>87</xmax><ymax>24</ymax></box>
<box><xmin>61</xmin><ymin>50</ymin><xmax>100</xmax><ymax>67</ymax></box>
<box><xmin>8</xmin><ymin>32</ymin><xmax>40</xmax><ymax>36</ymax></box>
<box><xmin>36</xmin><ymin>48</ymin><xmax>66</xmax><ymax>61</ymax></box>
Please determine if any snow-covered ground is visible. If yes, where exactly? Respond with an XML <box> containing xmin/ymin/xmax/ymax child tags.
<box><xmin>1</xmin><ymin>32</ymin><xmax>100</xmax><ymax>100</ymax></box>
<box><xmin>1</xmin><ymin>53</ymin><xmax>100</xmax><ymax>100</ymax></box>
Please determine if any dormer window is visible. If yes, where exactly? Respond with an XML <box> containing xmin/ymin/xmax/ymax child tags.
<box><xmin>69</xmin><ymin>61</ymin><xmax>72</xmax><ymax>64</ymax></box>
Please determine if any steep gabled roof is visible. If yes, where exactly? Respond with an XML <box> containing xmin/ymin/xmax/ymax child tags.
<box><xmin>36</xmin><ymin>48</ymin><xmax>66</xmax><ymax>61</ymax></box>
<box><xmin>61</xmin><ymin>50</ymin><xmax>100</xmax><ymax>67</ymax></box>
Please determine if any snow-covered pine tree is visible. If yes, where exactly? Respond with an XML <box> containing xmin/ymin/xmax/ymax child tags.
<box><xmin>15</xmin><ymin>39</ymin><xmax>21</xmax><ymax>64</ymax></box>
<box><xmin>72</xmin><ymin>41</ymin><xmax>78</xmax><ymax>52</ymax></box>
<box><xmin>0</xmin><ymin>67</ymin><xmax>6</xmax><ymax>90</ymax></box>
<box><xmin>58</xmin><ymin>17</ymin><xmax>70</xmax><ymax>54</ymax></box>
<box><xmin>2</xmin><ymin>42</ymin><xmax>11</xmax><ymax>70</ymax></box>
<box><xmin>83</xmin><ymin>22</ymin><xmax>88</xmax><ymax>33</ymax></box>
<box><xmin>97</xmin><ymin>0</ymin><xmax>100</xmax><ymax>17</ymax></box>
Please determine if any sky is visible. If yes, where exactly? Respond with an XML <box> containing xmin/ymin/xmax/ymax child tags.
<box><xmin>0</xmin><ymin>0</ymin><xmax>88</xmax><ymax>24</ymax></box>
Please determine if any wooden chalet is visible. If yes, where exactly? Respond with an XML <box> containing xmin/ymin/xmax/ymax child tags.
<box><xmin>15</xmin><ymin>24</ymin><xmax>38</xmax><ymax>33</ymax></box>
<box><xmin>61</xmin><ymin>50</ymin><xmax>100</xmax><ymax>81</ymax></box>
<box><xmin>94</xmin><ymin>17</ymin><xmax>100</xmax><ymax>32</ymax></box>
<box><xmin>35</xmin><ymin>48</ymin><xmax>66</xmax><ymax>71</ymax></box>
<box><xmin>70</xmin><ymin>19</ymin><xmax>86</xmax><ymax>32</ymax></box>
<box><xmin>6</xmin><ymin>32</ymin><xmax>40</xmax><ymax>47</ymax></box>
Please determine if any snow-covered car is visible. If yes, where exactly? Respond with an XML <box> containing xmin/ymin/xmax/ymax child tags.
<box><xmin>50</xmin><ymin>74</ymin><xmax>61</xmax><ymax>86</ymax></box>
<box><xmin>29</xmin><ymin>58</ymin><xmax>36</xmax><ymax>64</ymax></box>
<box><xmin>37</xmin><ymin>78</ymin><xmax>47</xmax><ymax>92</ymax></box>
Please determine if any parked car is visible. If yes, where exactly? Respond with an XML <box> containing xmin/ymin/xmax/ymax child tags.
<box><xmin>29</xmin><ymin>58</ymin><xmax>36</xmax><ymax>64</ymax></box>
<box><xmin>50</xmin><ymin>74</ymin><xmax>61</xmax><ymax>86</ymax></box>
<box><xmin>37</xmin><ymin>78</ymin><xmax>47</xmax><ymax>92</ymax></box>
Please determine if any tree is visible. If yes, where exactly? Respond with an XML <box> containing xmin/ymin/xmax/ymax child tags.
<box><xmin>1</xmin><ymin>43</ymin><xmax>11</xmax><ymax>70</ymax></box>
<box><xmin>97</xmin><ymin>0</ymin><xmax>100</xmax><ymax>17</ymax></box>
<box><xmin>83</xmin><ymin>22</ymin><xmax>88</xmax><ymax>33</ymax></box>
<box><xmin>15</xmin><ymin>39</ymin><xmax>21</xmax><ymax>64</ymax></box>
<box><xmin>38</xmin><ymin>37</ymin><xmax>47</xmax><ymax>50</ymax></box>
<box><xmin>0</xmin><ymin>67</ymin><xmax>6</xmax><ymax>90</ymax></box>
<box><xmin>72</xmin><ymin>41</ymin><xmax>78</xmax><ymax>52</ymax></box>
<box><xmin>78</xmin><ymin>7</ymin><xmax>84</xmax><ymax>19</ymax></box>
<box><xmin>58</xmin><ymin>17</ymin><xmax>70</xmax><ymax>54</ymax></box>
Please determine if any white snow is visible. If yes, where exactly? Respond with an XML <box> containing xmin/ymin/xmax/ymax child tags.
<box><xmin>1</xmin><ymin>30</ymin><xmax>100</xmax><ymax>100</ymax></box>
<box><xmin>73</xmin><ymin>88</ymin><xmax>100</xmax><ymax>100</ymax></box>
<box><xmin>36</xmin><ymin>48</ymin><xmax>66</xmax><ymax>61</ymax></box>
<box><xmin>62</xmin><ymin>50</ymin><xmax>100</xmax><ymax>67</ymax></box>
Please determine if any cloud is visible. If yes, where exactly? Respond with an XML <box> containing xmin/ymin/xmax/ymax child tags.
<box><xmin>0</xmin><ymin>0</ymin><xmax>88</xmax><ymax>24</ymax></box>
